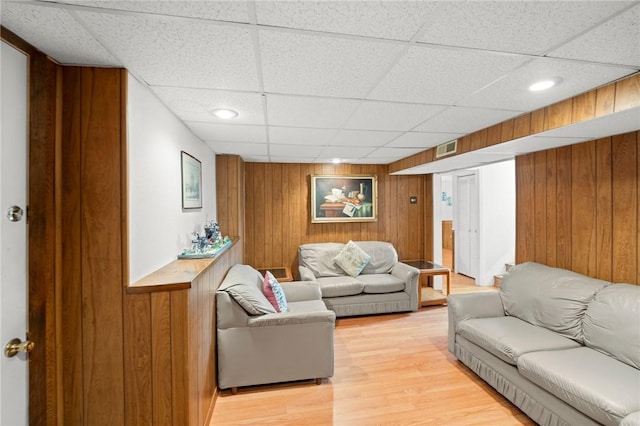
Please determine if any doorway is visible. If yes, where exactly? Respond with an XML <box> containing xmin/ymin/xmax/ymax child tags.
<box><xmin>455</xmin><ymin>171</ymin><xmax>479</xmax><ymax>279</ymax></box>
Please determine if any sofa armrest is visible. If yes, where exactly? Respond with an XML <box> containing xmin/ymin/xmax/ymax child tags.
<box><xmin>280</xmin><ymin>280</ymin><xmax>322</xmax><ymax>302</ymax></box>
<box><xmin>248</xmin><ymin>310</ymin><xmax>336</xmax><ymax>327</ymax></box>
<box><xmin>298</xmin><ymin>265</ymin><xmax>317</xmax><ymax>282</ymax></box>
<box><xmin>447</xmin><ymin>292</ymin><xmax>505</xmax><ymax>354</ymax></box>
<box><xmin>391</xmin><ymin>262</ymin><xmax>420</xmax><ymax>311</ymax></box>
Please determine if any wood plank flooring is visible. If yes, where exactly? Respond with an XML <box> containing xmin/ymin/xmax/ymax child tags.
<box><xmin>211</xmin><ymin>273</ymin><xmax>533</xmax><ymax>425</ymax></box>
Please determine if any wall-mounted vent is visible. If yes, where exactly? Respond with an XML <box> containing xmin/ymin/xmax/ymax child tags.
<box><xmin>435</xmin><ymin>139</ymin><xmax>457</xmax><ymax>159</ymax></box>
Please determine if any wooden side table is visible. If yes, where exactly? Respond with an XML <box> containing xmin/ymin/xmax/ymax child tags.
<box><xmin>402</xmin><ymin>260</ymin><xmax>451</xmax><ymax>307</ymax></box>
<box><xmin>256</xmin><ymin>266</ymin><xmax>293</xmax><ymax>282</ymax></box>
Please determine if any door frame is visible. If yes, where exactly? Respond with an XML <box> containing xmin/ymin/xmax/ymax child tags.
<box><xmin>453</xmin><ymin>170</ymin><xmax>479</xmax><ymax>280</ymax></box>
<box><xmin>2</xmin><ymin>27</ymin><xmax>59</xmax><ymax>425</ymax></box>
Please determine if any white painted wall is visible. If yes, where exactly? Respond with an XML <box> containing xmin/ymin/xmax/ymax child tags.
<box><xmin>477</xmin><ymin>160</ymin><xmax>516</xmax><ymax>286</ymax></box>
<box><xmin>440</xmin><ymin>175</ymin><xmax>453</xmax><ymax>221</ymax></box>
<box><xmin>128</xmin><ymin>75</ymin><xmax>217</xmax><ymax>283</ymax></box>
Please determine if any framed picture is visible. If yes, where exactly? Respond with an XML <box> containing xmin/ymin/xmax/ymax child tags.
<box><xmin>181</xmin><ymin>151</ymin><xmax>202</xmax><ymax>210</ymax></box>
<box><xmin>310</xmin><ymin>174</ymin><xmax>378</xmax><ymax>223</ymax></box>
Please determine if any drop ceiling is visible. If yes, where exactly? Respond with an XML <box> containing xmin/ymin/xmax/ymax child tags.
<box><xmin>2</xmin><ymin>0</ymin><xmax>639</xmax><ymax>170</ymax></box>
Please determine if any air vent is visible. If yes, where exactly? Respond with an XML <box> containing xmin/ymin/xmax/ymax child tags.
<box><xmin>435</xmin><ymin>139</ymin><xmax>457</xmax><ymax>159</ymax></box>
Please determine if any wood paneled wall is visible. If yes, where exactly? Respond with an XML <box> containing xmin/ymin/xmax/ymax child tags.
<box><xmin>124</xmin><ymin>241</ymin><xmax>242</xmax><ymax>425</ymax></box>
<box><xmin>216</xmin><ymin>154</ymin><xmax>245</xmax><ymax>241</ymax></box>
<box><xmin>243</xmin><ymin>163</ymin><xmax>432</xmax><ymax>275</ymax></box>
<box><xmin>516</xmin><ymin>131</ymin><xmax>639</xmax><ymax>285</ymax></box>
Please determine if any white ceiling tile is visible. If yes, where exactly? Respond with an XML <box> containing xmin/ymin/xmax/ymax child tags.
<box><xmin>266</xmin><ymin>95</ymin><xmax>359</xmax><ymax>128</ymax></box>
<box><xmin>318</xmin><ymin>146</ymin><xmax>376</xmax><ymax>160</ymax></box>
<box><xmin>344</xmin><ymin>101</ymin><xmax>446</xmax><ymax>131</ymax></box>
<box><xmin>385</xmin><ymin>132</ymin><xmax>461</xmax><ymax>149</ymax></box>
<box><xmin>414</xmin><ymin>107</ymin><xmax>523</xmax><ymax>133</ymax></box>
<box><xmin>269</xmin><ymin>144</ymin><xmax>323</xmax><ymax>157</ymax></box>
<box><xmin>187</xmin><ymin>122</ymin><xmax>266</xmax><ymax>143</ymax></box>
<box><xmin>268</xmin><ymin>127</ymin><xmax>337</xmax><ymax>145</ymax></box>
<box><xmin>369</xmin><ymin>46</ymin><xmax>529</xmax><ymax>104</ymax></box>
<box><xmin>152</xmin><ymin>87</ymin><xmax>264</xmax><ymax>125</ymax></box>
<box><xmin>416</xmin><ymin>1</ymin><xmax>633</xmax><ymax>55</ymax></box>
<box><xmin>550</xmin><ymin>4</ymin><xmax>640</xmax><ymax>67</ymax></box>
<box><xmin>330</xmin><ymin>130</ymin><xmax>402</xmax><ymax>147</ymax></box>
<box><xmin>207</xmin><ymin>141</ymin><xmax>268</xmax><ymax>156</ymax></box>
<box><xmin>268</xmin><ymin>156</ymin><xmax>314</xmax><ymax>163</ymax></box>
<box><xmin>458</xmin><ymin>58</ymin><xmax>638</xmax><ymax>111</ymax></box>
<box><xmin>255</xmin><ymin>1</ymin><xmax>438</xmax><ymax>41</ymax></box>
<box><xmin>259</xmin><ymin>30</ymin><xmax>404</xmax><ymax>98</ymax></box>
<box><xmin>58</xmin><ymin>1</ymin><xmax>250</xmax><ymax>22</ymax></box>
<box><xmin>1</xmin><ymin>3</ymin><xmax>118</xmax><ymax>66</ymax></box>
<box><xmin>75</xmin><ymin>10</ymin><xmax>259</xmax><ymax>90</ymax></box>
<box><xmin>367</xmin><ymin>147</ymin><xmax>426</xmax><ymax>158</ymax></box>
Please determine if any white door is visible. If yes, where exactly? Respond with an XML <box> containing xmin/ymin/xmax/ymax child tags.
<box><xmin>1</xmin><ymin>41</ymin><xmax>29</xmax><ymax>426</ymax></box>
<box><xmin>455</xmin><ymin>172</ymin><xmax>478</xmax><ymax>279</ymax></box>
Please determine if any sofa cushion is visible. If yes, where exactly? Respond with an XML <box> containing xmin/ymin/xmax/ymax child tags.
<box><xmin>316</xmin><ymin>276</ymin><xmax>364</xmax><ymax>298</ymax></box>
<box><xmin>219</xmin><ymin>264</ymin><xmax>277</xmax><ymax>315</ymax></box>
<box><xmin>299</xmin><ymin>243</ymin><xmax>345</xmax><ymax>277</ymax></box>
<box><xmin>457</xmin><ymin>316</ymin><xmax>581</xmax><ymax>365</ymax></box>
<box><xmin>358</xmin><ymin>273</ymin><xmax>405</xmax><ymax>294</ymax></box>
<box><xmin>518</xmin><ymin>347</ymin><xmax>640</xmax><ymax>426</ymax></box>
<box><xmin>334</xmin><ymin>240</ymin><xmax>371</xmax><ymax>277</ymax></box>
<box><xmin>354</xmin><ymin>241</ymin><xmax>397</xmax><ymax>274</ymax></box>
<box><xmin>583</xmin><ymin>283</ymin><xmax>640</xmax><ymax>369</ymax></box>
<box><xmin>499</xmin><ymin>262</ymin><xmax>609</xmax><ymax>343</ymax></box>
<box><xmin>263</xmin><ymin>271</ymin><xmax>288</xmax><ymax>313</ymax></box>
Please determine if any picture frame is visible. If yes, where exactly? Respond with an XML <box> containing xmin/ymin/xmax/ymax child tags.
<box><xmin>310</xmin><ymin>174</ymin><xmax>378</xmax><ymax>223</ymax></box>
<box><xmin>181</xmin><ymin>151</ymin><xmax>202</xmax><ymax>210</ymax></box>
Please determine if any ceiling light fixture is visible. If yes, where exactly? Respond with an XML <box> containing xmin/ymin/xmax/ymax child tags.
<box><xmin>529</xmin><ymin>79</ymin><xmax>558</xmax><ymax>92</ymax></box>
<box><xmin>210</xmin><ymin>108</ymin><xmax>238</xmax><ymax>119</ymax></box>
<box><xmin>332</xmin><ymin>158</ymin><xmax>342</xmax><ymax>164</ymax></box>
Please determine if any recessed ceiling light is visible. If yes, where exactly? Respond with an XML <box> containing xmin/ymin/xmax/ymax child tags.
<box><xmin>332</xmin><ymin>158</ymin><xmax>342</xmax><ymax>164</ymax></box>
<box><xmin>210</xmin><ymin>108</ymin><xmax>238</xmax><ymax>119</ymax></box>
<box><xmin>529</xmin><ymin>79</ymin><xmax>558</xmax><ymax>92</ymax></box>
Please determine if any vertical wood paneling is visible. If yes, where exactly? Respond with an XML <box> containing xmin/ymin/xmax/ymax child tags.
<box><xmin>533</xmin><ymin>151</ymin><xmax>547</xmax><ymax>263</ymax></box>
<box><xmin>170</xmin><ymin>290</ymin><xmax>189</xmax><ymax>425</ymax></box>
<box><xmin>545</xmin><ymin>150</ymin><xmax>557</xmax><ymax>266</ymax></box>
<box><xmin>60</xmin><ymin>66</ymin><xmax>84</xmax><ymax>426</ymax></box>
<box><xmin>596</xmin><ymin>138</ymin><xmax>613</xmax><ymax>281</ymax></box>
<box><xmin>612</xmin><ymin>133</ymin><xmax>638</xmax><ymax>282</ymax></box>
<box><xmin>123</xmin><ymin>293</ymin><xmax>152</xmax><ymax>426</ymax></box>
<box><xmin>80</xmin><ymin>68</ymin><xmax>125</xmax><ymax>425</ymax></box>
<box><xmin>571</xmin><ymin>142</ymin><xmax>597</xmax><ymax>276</ymax></box>
<box><xmin>151</xmin><ymin>292</ymin><xmax>172</xmax><ymax>425</ymax></box>
<box><xmin>516</xmin><ymin>131</ymin><xmax>639</xmax><ymax>284</ymax></box>
<box><xmin>243</xmin><ymin>163</ymin><xmax>430</xmax><ymax>272</ymax></box>
<box><xmin>515</xmin><ymin>154</ymin><xmax>535</xmax><ymax>263</ymax></box>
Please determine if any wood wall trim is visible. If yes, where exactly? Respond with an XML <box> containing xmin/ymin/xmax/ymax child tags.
<box><xmin>390</xmin><ymin>72</ymin><xmax>640</xmax><ymax>174</ymax></box>
<box><xmin>126</xmin><ymin>238</ymin><xmax>239</xmax><ymax>293</ymax></box>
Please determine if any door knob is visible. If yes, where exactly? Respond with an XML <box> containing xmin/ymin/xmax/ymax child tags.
<box><xmin>6</xmin><ymin>205</ymin><xmax>24</xmax><ymax>222</ymax></box>
<box><xmin>4</xmin><ymin>338</ymin><xmax>34</xmax><ymax>358</ymax></box>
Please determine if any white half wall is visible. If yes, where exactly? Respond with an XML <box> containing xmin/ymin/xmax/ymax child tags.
<box><xmin>128</xmin><ymin>75</ymin><xmax>217</xmax><ymax>283</ymax></box>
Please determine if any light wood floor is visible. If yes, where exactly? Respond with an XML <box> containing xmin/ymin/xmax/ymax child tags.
<box><xmin>210</xmin><ymin>265</ymin><xmax>531</xmax><ymax>425</ymax></box>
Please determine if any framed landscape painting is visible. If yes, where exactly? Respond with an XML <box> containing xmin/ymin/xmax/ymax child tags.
<box><xmin>181</xmin><ymin>151</ymin><xmax>202</xmax><ymax>210</ymax></box>
<box><xmin>310</xmin><ymin>174</ymin><xmax>378</xmax><ymax>223</ymax></box>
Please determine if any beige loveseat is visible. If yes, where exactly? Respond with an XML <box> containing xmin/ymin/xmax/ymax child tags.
<box><xmin>298</xmin><ymin>241</ymin><xmax>420</xmax><ymax>317</ymax></box>
<box><xmin>216</xmin><ymin>264</ymin><xmax>335</xmax><ymax>393</ymax></box>
<box><xmin>448</xmin><ymin>262</ymin><xmax>640</xmax><ymax>426</ymax></box>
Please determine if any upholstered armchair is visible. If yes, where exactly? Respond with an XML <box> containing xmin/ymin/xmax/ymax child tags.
<box><xmin>216</xmin><ymin>264</ymin><xmax>336</xmax><ymax>394</ymax></box>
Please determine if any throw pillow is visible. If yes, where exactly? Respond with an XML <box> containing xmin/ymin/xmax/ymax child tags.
<box><xmin>222</xmin><ymin>282</ymin><xmax>277</xmax><ymax>315</ymax></box>
<box><xmin>334</xmin><ymin>240</ymin><xmax>371</xmax><ymax>277</ymax></box>
<box><xmin>263</xmin><ymin>271</ymin><xmax>288</xmax><ymax>312</ymax></box>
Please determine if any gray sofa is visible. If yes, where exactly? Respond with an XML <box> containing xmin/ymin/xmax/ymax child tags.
<box><xmin>298</xmin><ymin>241</ymin><xmax>420</xmax><ymax>317</ymax></box>
<box><xmin>216</xmin><ymin>264</ymin><xmax>335</xmax><ymax>393</ymax></box>
<box><xmin>448</xmin><ymin>262</ymin><xmax>640</xmax><ymax>426</ymax></box>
